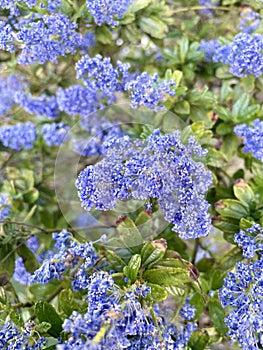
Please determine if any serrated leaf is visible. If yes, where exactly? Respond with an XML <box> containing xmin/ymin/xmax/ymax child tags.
<box><xmin>143</xmin><ymin>267</ymin><xmax>189</xmax><ymax>286</ymax></box>
<box><xmin>35</xmin><ymin>301</ymin><xmax>63</xmax><ymax>337</ymax></box>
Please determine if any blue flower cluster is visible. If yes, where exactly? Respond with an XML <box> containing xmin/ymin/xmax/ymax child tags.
<box><xmin>125</xmin><ymin>72</ymin><xmax>176</xmax><ymax>111</ymax></box>
<box><xmin>0</xmin><ymin>193</ymin><xmax>10</xmax><ymax>222</ymax></box>
<box><xmin>199</xmin><ymin>39</ymin><xmax>221</xmax><ymax>62</ymax></box>
<box><xmin>41</xmin><ymin>122</ymin><xmax>70</xmax><ymax>147</ymax></box>
<box><xmin>199</xmin><ymin>0</ymin><xmax>219</xmax><ymax>15</ymax></box>
<box><xmin>234</xmin><ymin>224</ymin><xmax>263</xmax><ymax>259</ymax></box>
<box><xmin>30</xmin><ymin>230</ymin><xmax>98</xmax><ymax>289</ymax></box>
<box><xmin>220</xmin><ymin>258</ymin><xmax>263</xmax><ymax>349</ymax></box>
<box><xmin>0</xmin><ymin>121</ymin><xmax>37</xmax><ymax>150</ymax></box>
<box><xmin>234</xmin><ymin>119</ymin><xmax>263</xmax><ymax>162</ymax></box>
<box><xmin>15</xmin><ymin>91</ymin><xmax>59</xmax><ymax>119</ymax></box>
<box><xmin>76</xmin><ymin>54</ymin><xmax>130</xmax><ymax>96</ymax></box>
<box><xmin>86</xmin><ymin>0</ymin><xmax>133</xmax><ymax>26</ymax></box>
<box><xmin>179</xmin><ymin>299</ymin><xmax>196</xmax><ymax>321</ymax></box>
<box><xmin>76</xmin><ymin>129</ymin><xmax>212</xmax><ymax>239</ymax></box>
<box><xmin>240</xmin><ymin>7</ymin><xmax>261</xmax><ymax>34</ymax></box>
<box><xmin>16</xmin><ymin>13</ymin><xmax>82</xmax><ymax>64</ymax></box>
<box><xmin>213</xmin><ymin>33</ymin><xmax>263</xmax><ymax>77</ymax></box>
<box><xmin>0</xmin><ymin>321</ymin><xmax>46</xmax><ymax>349</ymax></box>
<box><xmin>58</xmin><ymin>271</ymin><xmax>196</xmax><ymax>349</ymax></box>
<box><xmin>0</xmin><ymin>75</ymin><xmax>26</xmax><ymax>115</ymax></box>
<box><xmin>0</xmin><ymin>21</ymin><xmax>15</xmax><ymax>52</ymax></box>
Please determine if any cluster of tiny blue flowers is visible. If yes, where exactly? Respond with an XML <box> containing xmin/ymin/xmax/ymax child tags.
<box><xmin>76</xmin><ymin>129</ymin><xmax>212</xmax><ymax>239</ymax></box>
<box><xmin>15</xmin><ymin>91</ymin><xmax>59</xmax><ymax>119</ymax></box>
<box><xmin>0</xmin><ymin>193</ymin><xmax>10</xmax><ymax>222</ymax></box>
<box><xmin>58</xmin><ymin>271</ymin><xmax>196</xmax><ymax>349</ymax></box>
<box><xmin>234</xmin><ymin>224</ymin><xmax>263</xmax><ymax>259</ymax></box>
<box><xmin>199</xmin><ymin>39</ymin><xmax>221</xmax><ymax>62</ymax></box>
<box><xmin>213</xmin><ymin>33</ymin><xmax>263</xmax><ymax>77</ymax></box>
<box><xmin>0</xmin><ymin>321</ymin><xmax>46</xmax><ymax>349</ymax></box>
<box><xmin>76</xmin><ymin>54</ymin><xmax>131</xmax><ymax>96</ymax></box>
<box><xmin>86</xmin><ymin>0</ymin><xmax>133</xmax><ymax>26</ymax></box>
<box><xmin>220</xmin><ymin>258</ymin><xmax>263</xmax><ymax>349</ymax></box>
<box><xmin>0</xmin><ymin>21</ymin><xmax>15</xmax><ymax>52</ymax></box>
<box><xmin>240</xmin><ymin>7</ymin><xmax>261</xmax><ymax>34</ymax></box>
<box><xmin>30</xmin><ymin>229</ymin><xmax>98</xmax><ymax>289</ymax></box>
<box><xmin>0</xmin><ymin>121</ymin><xmax>37</xmax><ymax>150</ymax></box>
<box><xmin>41</xmin><ymin>122</ymin><xmax>70</xmax><ymax>147</ymax></box>
<box><xmin>199</xmin><ymin>0</ymin><xmax>219</xmax><ymax>15</ymax></box>
<box><xmin>125</xmin><ymin>72</ymin><xmax>176</xmax><ymax>111</ymax></box>
<box><xmin>234</xmin><ymin>119</ymin><xmax>263</xmax><ymax>162</ymax></box>
<box><xmin>0</xmin><ymin>75</ymin><xmax>26</xmax><ymax>115</ymax></box>
<box><xmin>16</xmin><ymin>13</ymin><xmax>82</xmax><ymax>64</ymax></box>
<box><xmin>179</xmin><ymin>299</ymin><xmax>196</xmax><ymax>321</ymax></box>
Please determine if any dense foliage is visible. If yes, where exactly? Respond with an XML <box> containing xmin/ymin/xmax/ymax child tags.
<box><xmin>0</xmin><ymin>0</ymin><xmax>263</xmax><ymax>349</ymax></box>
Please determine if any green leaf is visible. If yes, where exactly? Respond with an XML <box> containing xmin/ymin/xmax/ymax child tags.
<box><xmin>218</xmin><ymin>247</ymin><xmax>243</xmax><ymax>271</ymax></box>
<box><xmin>141</xmin><ymin>241</ymin><xmax>166</xmax><ymax>269</ymax></box>
<box><xmin>129</xmin><ymin>0</ymin><xmax>151</xmax><ymax>12</ymax></box>
<box><xmin>173</xmin><ymin>100</ymin><xmax>190</xmax><ymax>115</ymax></box>
<box><xmin>17</xmin><ymin>243</ymin><xmax>39</xmax><ymax>273</ymax></box>
<box><xmin>206</xmin><ymin>148</ymin><xmax>228</xmax><ymax>168</ymax></box>
<box><xmin>214</xmin><ymin>105</ymin><xmax>232</xmax><ymax>122</ymax></box>
<box><xmin>117</xmin><ymin>216</ymin><xmax>143</xmax><ymax>253</ymax></box>
<box><xmin>238</xmin><ymin>104</ymin><xmax>260</xmax><ymax>123</ymax></box>
<box><xmin>189</xmin><ymin>331</ymin><xmax>209</xmax><ymax>350</ymax></box>
<box><xmin>216</xmin><ymin>123</ymin><xmax>232</xmax><ymax>136</ymax></box>
<box><xmin>232</xmin><ymin>93</ymin><xmax>250</xmax><ymax>120</ymax></box>
<box><xmin>95</xmin><ymin>26</ymin><xmax>113</xmax><ymax>45</ymax></box>
<box><xmin>143</xmin><ymin>267</ymin><xmax>189</xmax><ymax>286</ymax></box>
<box><xmin>124</xmin><ymin>254</ymin><xmax>141</xmax><ymax>283</ymax></box>
<box><xmin>0</xmin><ymin>243</ymin><xmax>15</xmax><ymax>281</ymax></box>
<box><xmin>214</xmin><ymin>199</ymin><xmax>249</xmax><ymax>219</ymax></box>
<box><xmin>179</xmin><ymin>36</ymin><xmax>189</xmax><ymax>63</ymax></box>
<box><xmin>22</xmin><ymin>188</ymin><xmax>39</xmax><ymax>203</ymax></box>
<box><xmin>29</xmin><ymin>280</ymin><xmax>61</xmax><ymax>300</ymax></box>
<box><xmin>208</xmin><ymin>300</ymin><xmax>228</xmax><ymax>336</ymax></box>
<box><xmin>190</xmin><ymin>292</ymin><xmax>205</xmax><ymax>319</ymax></box>
<box><xmin>139</xmin><ymin>16</ymin><xmax>168</xmax><ymax>39</ymax></box>
<box><xmin>241</xmin><ymin>74</ymin><xmax>255</xmax><ymax>92</ymax></box>
<box><xmin>233</xmin><ymin>179</ymin><xmax>255</xmax><ymax>209</ymax></box>
<box><xmin>58</xmin><ymin>289</ymin><xmax>79</xmax><ymax>317</ymax></box>
<box><xmin>35</xmin><ymin>322</ymin><xmax>52</xmax><ymax>333</ymax></box>
<box><xmin>145</xmin><ymin>283</ymin><xmax>168</xmax><ymax>302</ymax></box>
<box><xmin>35</xmin><ymin>301</ymin><xmax>63</xmax><ymax>337</ymax></box>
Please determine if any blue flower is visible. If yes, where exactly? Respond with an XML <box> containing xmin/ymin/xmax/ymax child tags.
<box><xmin>240</xmin><ymin>7</ymin><xmax>261</xmax><ymax>34</ymax></box>
<box><xmin>179</xmin><ymin>299</ymin><xmax>196</xmax><ymax>321</ymax></box>
<box><xmin>0</xmin><ymin>121</ymin><xmax>37</xmax><ymax>150</ymax></box>
<box><xmin>234</xmin><ymin>224</ymin><xmax>263</xmax><ymax>259</ymax></box>
<box><xmin>213</xmin><ymin>33</ymin><xmax>263</xmax><ymax>77</ymax></box>
<box><xmin>0</xmin><ymin>193</ymin><xmax>10</xmax><ymax>222</ymax></box>
<box><xmin>0</xmin><ymin>75</ymin><xmax>26</xmax><ymax>115</ymax></box>
<box><xmin>76</xmin><ymin>129</ymin><xmax>212</xmax><ymax>239</ymax></box>
<box><xmin>0</xmin><ymin>21</ymin><xmax>15</xmax><ymax>52</ymax></box>
<box><xmin>199</xmin><ymin>39</ymin><xmax>221</xmax><ymax>62</ymax></box>
<box><xmin>199</xmin><ymin>0</ymin><xmax>219</xmax><ymax>15</ymax></box>
<box><xmin>220</xmin><ymin>258</ymin><xmax>263</xmax><ymax>348</ymax></box>
<box><xmin>234</xmin><ymin>119</ymin><xmax>263</xmax><ymax>162</ymax></box>
<box><xmin>86</xmin><ymin>0</ymin><xmax>133</xmax><ymax>26</ymax></box>
<box><xmin>41</xmin><ymin>122</ymin><xmax>70</xmax><ymax>147</ymax></box>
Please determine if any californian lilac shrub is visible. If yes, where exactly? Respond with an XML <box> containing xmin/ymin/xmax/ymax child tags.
<box><xmin>234</xmin><ymin>224</ymin><xmax>263</xmax><ymax>259</ymax></box>
<box><xmin>58</xmin><ymin>271</ymin><xmax>196</xmax><ymax>349</ymax></box>
<box><xmin>125</xmin><ymin>72</ymin><xmax>176</xmax><ymax>111</ymax></box>
<box><xmin>234</xmin><ymin>119</ymin><xmax>263</xmax><ymax>162</ymax></box>
<box><xmin>16</xmin><ymin>13</ymin><xmax>82</xmax><ymax>64</ymax></box>
<box><xmin>0</xmin><ymin>0</ymin><xmax>19</xmax><ymax>15</ymax></box>
<box><xmin>41</xmin><ymin>122</ymin><xmax>70</xmax><ymax>147</ymax></box>
<box><xmin>30</xmin><ymin>230</ymin><xmax>99</xmax><ymax>289</ymax></box>
<box><xmin>198</xmin><ymin>39</ymin><xmax>221</xmax><ymax>62</ymax></box>
<box><xmin>86</xmin><ymin>0</ymin><xmax>133</xmax><ymax>27</ymax></box>
<box><xmin>0</xmin><ymin>121</ymin><xmax>37</xmax><ymax>150</ymax></box>
<box><xmin>213</xmin><ymin>33</ymin><xmax>263</xmax><ymax>77</ymax></box>
<box><xmin>0</xmin><ymin>321</ymin><xmax>47</xmax><ymax>349</ymax></box>
<box><xmin>220</xmin><ymin>258</ymin><xmax>263</xmax><ymax>349</ymax></box>
<box><xmin>199</xmin><ymin>0</ymin><xmax>219</xmax><ymax>15</ymax></box>
<box><xmin>76</xmin><ymin>129</ymin><xmax>212</xmax><ymax>239</ymax></box>
<box><xmin>14</xmin><ymin>91</ymin><xmax>59</xmax><ymax>119</ymax></box>
<box><xmin>240</xmin><ymin>7</ymin><xmax>261</xmax><ymax>34</ymax></box>
<box><xmin>0</xmin><ymin>193</ymin><xmax>10</xmax><ymax>222</ymax></box>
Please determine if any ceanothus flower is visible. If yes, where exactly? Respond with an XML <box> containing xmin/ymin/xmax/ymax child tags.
<box><xmin>58</xmin><ymin>271</ymin><xmax>197</xmax><ymax>349</ymax></box>
<box><xmin>41</xmin><ymin>122</ymin><xmax>70</xmax><ymax>147</ymax></box>
<box><xmin>0</xmin><ymin>193</ymin><xmax>10</xmax><ymax>222</ymax></box>
<box><xmin>198</xmin><ymin>39</ymin><xmax>221</xmax><ymax>62</ymax></box>
<box><xmin>234</xmin><ymin>224</ymin><xmax>263</xmax><ymax>259</ymax></box>
<box><xmin>179</xmin><ymin>299</ymin><xmax>196</xmax><ymax>321</ymax></box>
<box><xmin>234</xmin><ymin>119</ymin><xmax>263</xmax><ymax>162</ymax></box>
<box><xmin>213</xmin><ymin>33</ymin><xmax>263</xmax><ymax>77</ymax></box>
<box><xmin>220</xmin><ymin>258</ymin><xmax>263</xmax><ymax>349</ymax></box>
<box><xmin>199</xmin><ymin>0</ymin><xmax>219</xmax><ymax>15</ymax></box>
<box><xmin>124</xmin><ymin>72</ymin><xmax>176</xmax><ymax>111</ymax></box>
<box><xmin>14</xmin><ymin>91</ymin><xmax>59</xmax><ymax>119</ymax></box>
<box><xmin>0</xmin><ymin>121</ymin><xmax>37</xmax><ymax>150</ymax></box>
<box><xmin>0</xmin><ymin>21</ymin><xmax>15</xmax><ymax>52</ymax></box>
<box><xmin>240</xmin><ymin>7</ymin><xmax>261</xmax><ymax>34</ymax></box>
<box><xmin>30</xmin><ymin>230</ymin><xmax>99</xmax><ymax>289</ymax></box>
<box><xmin>86</xmin><ymin>0</ymin><xmax>133</xmax><ymax>27</ymax></box>
<box><xmin>0</xmin><ymin>321</ymin><xmax>47</xmax><ymax>349</ymax></box>
<box><xmin>16</xmin><ymin>13</ymin><xmax>82</xmax><ymax>64</ymax></box>
<box><xmin>76</xmin><ymin>129</ymin><xmax>212</xmax><ymax>239</ymax></box>
<box><xmin>0</xmin><ymin>75</ymin><xmax>26</xmax><ymax>114</ymax></box>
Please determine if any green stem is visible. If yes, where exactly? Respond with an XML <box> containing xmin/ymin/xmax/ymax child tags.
<box><xmin>173</xmin><ymin>6</ymin><xmax>230</xmax><ymax>14</ymax></box>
